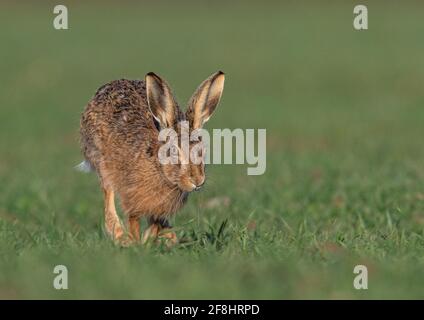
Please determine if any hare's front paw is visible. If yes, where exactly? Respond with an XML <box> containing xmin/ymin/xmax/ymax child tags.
<box><xmin>115</xmin><ymin>233</ymin><xmax>137</xmax><ymax>247</ymax></box>
<box><xmin>105</xmin><ymin>222</ymin><xmax>136</xmax><ymax>247</ymax></box>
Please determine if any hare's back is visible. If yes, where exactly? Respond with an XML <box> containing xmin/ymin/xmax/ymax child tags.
<box><xmin>80</xmin><ymin>79</ymin><xmax>156</xmax><ymax>166</ymax></box>
<box><xmin>83</xmin><ymin>78</ymin><xmax>155</xmax><ymax>131</ymax></box>
<box><xmin>93</xmin><ymin>79</ymin><xmax>151</xmax><ymax>118</ymax></box>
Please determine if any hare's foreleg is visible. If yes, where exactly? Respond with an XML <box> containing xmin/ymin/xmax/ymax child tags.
<box><xmin>103</xmin><ymin>187</ymin><xmax>125</xmax><ymax>241</ymax></box>
<box><xmin>128</xmin><ymin>216</ymin><xmax>140</xmax><ymax>241</ymax></box>
<box><xmin>142</xmin><ymin>220</ymin><xmax>160</xmax><ymax>244</ymax></box>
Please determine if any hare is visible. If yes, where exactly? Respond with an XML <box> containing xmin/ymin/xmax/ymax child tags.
<box><xmin>79</xmin><ymin>71</ymin><xmax>225</xmax><ymax>245</ymax></box>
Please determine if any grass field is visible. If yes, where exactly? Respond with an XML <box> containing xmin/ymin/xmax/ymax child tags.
<box><xmin>1</xmin><ymin>1</ymin><xmax>424</xmax><ymax>299</ymax></box>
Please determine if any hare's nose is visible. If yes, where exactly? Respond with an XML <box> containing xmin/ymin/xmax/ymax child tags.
<box><xmin>195</xmin><ymin>181</ymin><xmax>205</xmax><ymax>191</ymax></box>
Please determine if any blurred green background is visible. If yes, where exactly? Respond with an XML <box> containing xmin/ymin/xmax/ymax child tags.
<box><xmin>1</xmin><ymin>0</ymin><xmax>424</xmax><ymax>299</ymax></box>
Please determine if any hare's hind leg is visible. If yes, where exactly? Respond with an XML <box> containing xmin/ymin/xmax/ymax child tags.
<box><xmin>103</xmin><ymin>187</ymin><xmax>125</xmax><ymax>242</ymax></box>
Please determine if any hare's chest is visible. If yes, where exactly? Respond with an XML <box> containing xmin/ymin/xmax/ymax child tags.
<box><xmin>148</xmin><ymin>190</ymin><xmax>188</xmax><ymax>216</ymax></box>
<box><xmin>124</xmin><ymin>187</ymin><xmax>188</xmax><ymax>217</ymax></box>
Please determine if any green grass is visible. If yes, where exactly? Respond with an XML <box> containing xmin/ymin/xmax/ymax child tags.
<box><xmin>1</xmin><ymin>1</ymin><xmax>424</xmax><ymax>299</ymax></box>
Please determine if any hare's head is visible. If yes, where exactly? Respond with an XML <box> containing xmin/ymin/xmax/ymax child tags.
<box><xmin>146</xmin><ymin>71</ymin><xmax>225</xmax><ymax>193</ymax></box>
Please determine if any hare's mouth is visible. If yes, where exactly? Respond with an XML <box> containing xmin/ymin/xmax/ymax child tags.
<box><xmin>178</xmin><ymin>183</ymin><xmax>196</xmax><ymax>193</ymax></box>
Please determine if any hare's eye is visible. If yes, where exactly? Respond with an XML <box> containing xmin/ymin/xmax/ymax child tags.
<box><xmin>171</xmin><ymin>145</ymin><xmax>178</xmax><ymax>156</ymax></box>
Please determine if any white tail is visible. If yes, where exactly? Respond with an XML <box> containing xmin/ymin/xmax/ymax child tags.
<box><xmin>74</xmin><ymin>160</ymin><xmax>93</xmax><ymax>173</ymax></box>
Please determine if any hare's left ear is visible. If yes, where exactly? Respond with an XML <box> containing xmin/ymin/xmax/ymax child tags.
<box><xmin>186</xmin><ymin>71</ymin><xmax>225</xmax><ymax>129</ymax></box>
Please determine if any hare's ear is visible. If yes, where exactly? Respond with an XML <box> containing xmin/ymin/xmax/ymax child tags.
<box><xmin>186</xmin><ymin>71</ymin><xmax>225</xmax><ymax>129</ymax></box>
<box><xmin>145</xmin><ymin>72</ymin><xmax>178</xmax><ymax>128</ymax></box>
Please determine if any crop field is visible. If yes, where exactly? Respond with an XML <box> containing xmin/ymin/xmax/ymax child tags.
<box><xmin>1</xmin><ymin>1</ymin><xmax>424</xmax><ymax>299</ymax></box>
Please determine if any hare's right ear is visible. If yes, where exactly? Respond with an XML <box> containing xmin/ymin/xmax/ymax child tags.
<box><xmin>145</xmin><ymin>72</ymin><xmax>178</xmax><ymax>128</ymax></box>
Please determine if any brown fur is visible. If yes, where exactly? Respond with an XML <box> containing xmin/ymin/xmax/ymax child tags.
<box><xmin>79</xmin><ymin>72</ymin><xmax>225</xmax><ymax>244</ymax></box>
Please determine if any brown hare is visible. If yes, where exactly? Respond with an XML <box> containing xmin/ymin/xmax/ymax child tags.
<box><xmin>78</xmin><ymin>71</ymin><xmax>225</xmax><ymax>245</ymax></box>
